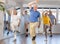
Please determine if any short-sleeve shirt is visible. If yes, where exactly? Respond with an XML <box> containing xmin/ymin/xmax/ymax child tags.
<box><xmin>48</xmin><ymin>14</ymin><xmax>55</xmax><ymax>24</ymax></box>
<box><xmin>42</xmin><ymin>15</ymin><xmax>50</xmax><ymax>25</ymax></box>
<box><xmin>24</xmin><ymin>14</ymin><xmax>30</xmax><ymax>23</ymax></box>
<box><xmin>11</xmin><ymin>14</ymin><xmax>20</xmax><ymax>25</ymax></box>
<box><xmin>29</xmin><ymin>8</ymin><xmax>40</xmax><ymax>22</ymax></box>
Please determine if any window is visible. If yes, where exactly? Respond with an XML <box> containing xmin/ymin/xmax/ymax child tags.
<box><xmin>50</xmin><ymin>9</ymin><xmax>57</xmax><ymax>18</ymax></box>
<box><xmin>26</xmin><ymin>9</ymin><xmax>30</xmax><ymax>15</ymax></box>
<box><xmin>58</xmin><ymin>9</ymin><xmax>60</xmax><ymax>23</ymax></box>
<box><xmin>37</xmin><ymin>9</ymin><xmax>43</xmax><ymax>17</ymax></box>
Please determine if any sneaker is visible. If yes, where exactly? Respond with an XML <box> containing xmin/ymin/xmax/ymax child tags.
<box><xmin>13</xmin><ymin>39</ymin><xmax>16</xmax><ymax>42</ymax></box>
<box><xmin>49</xmin><ymin>29</ymin><xmax>51</xmax><ymax>31</ymax></box>
<box><xmin>50</xmin><ymin>35</ymin><xmax>52</xmax><ymax>37</ymax></box>
<box><xmin>7</xmin><ymin>32</ymin><xmax>9</xmax><ymax>35</ymax></box>
<box><xmin>5</xmin><ymin>27</ymin><xmax>7</xmax><ymax>30</ymax></box>
<box><xmin>25</xmin><ymin>34</ymin><xmax>28</xmax><ymax>37</ymax></box>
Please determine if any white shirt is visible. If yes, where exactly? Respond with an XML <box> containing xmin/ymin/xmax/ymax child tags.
<box><xmin>11</xmin><ymin>14</ymin><xmax>21</xmax><ymax>26</ymax></box>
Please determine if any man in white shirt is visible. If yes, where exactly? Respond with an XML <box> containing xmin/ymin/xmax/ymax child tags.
<box><xmin>10</xmin><ymin>8</ymin><xmax>20</xmax><ymax>41</ymax></box>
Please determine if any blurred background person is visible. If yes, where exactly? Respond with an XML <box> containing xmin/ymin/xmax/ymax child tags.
<box><xmin>10</xmin><ymin>8</ymin><xmax>20</xmax><ymax>41</ymax></box>
<box><xmin>42</xmin><ymin>11</ymin><xmax>52</xmax><ymax>41</ymax></box>
<box><xmin>23</xmin><ymin>10</ymin><xmax>29</xmax><ymax>37</ymax></box>
<box><xmin>48</xmin><ymin>10</ymin><xmax>56</xmax><ymax>37</ymax></box>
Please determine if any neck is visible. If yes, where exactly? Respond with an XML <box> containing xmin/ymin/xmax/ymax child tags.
<box><xmin>34</xmin><ymin>9</ymin><xmax>37</xmax><ymax>11</ymax></box>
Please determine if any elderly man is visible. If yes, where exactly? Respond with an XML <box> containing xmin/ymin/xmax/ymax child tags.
<box><xmin>28</xmin><ymin>0</ymin><xmax>41</xmax><ymax>44</ymax></box>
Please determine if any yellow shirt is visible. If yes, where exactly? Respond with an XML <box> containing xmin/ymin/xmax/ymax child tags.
<box><xmin>42</xmin><ymin>15</ymin><xmax>50</xmax><ymax>25</ymax></box>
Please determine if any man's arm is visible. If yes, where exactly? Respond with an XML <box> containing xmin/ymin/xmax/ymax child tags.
<box><xmin>17</xmin><ymin>14</ymin><xmax>21</xmax><ymax>27</ymax></box>
<box><xmin>38</xmin><ymin>12</ymin><xmax>41</xmax><ymax>28</ymax></box>
<box><xmin>49</xmin><ymin>17</ymin><xmax>52</xmax><ymax>26</ymax></box>
<box><xmin>28</xmin><ymin>0</ymin><xmax>39</xmax><ymax>9</ymax></box>
<box><xmin>54</xmin><ymin>18</ymin><xmax>56</xmax><ymax>25</ymax></box>
<box><xmin>53</xmin><ymin>15</ymin><xmax>56</xmax><ymax>25</ymax></box>
<box><xmin>18</xmin><ymin>19</ymin><xmax>21</xmax><ymax>27</ymax></box>
<box><xmin>28</xmin><ymin>1</ymin><xmax>36</xmax><ymax>9</ymax></box>
<box><xmin>38</xmin><ymin>17</ymin><xmax>41</xmax><ymax>28</ymax></box>
<box><xmin>42</xmin><ymin>11</ymin><xmax>45</xmax><ymax>16</ymax></box>
<box><xmin>49</xmin><ymin>20</ymin><xmax>52</xmax><ymax>26</ymax></box>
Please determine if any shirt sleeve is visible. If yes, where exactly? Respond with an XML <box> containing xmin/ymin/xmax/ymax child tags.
<box><xmin>38</xmin><ymin>12</ymin><xmax>40</xmax><ymax>18</ymax></box>
<box><xmin>30</xmin><ymin>7</ymin><xmax>33</xmax><ymax>12</ymax></box>
<box><xmin>53</xmin><ymin>15</ymin><xmax>55</xmax><ymax>19</ymax></box>
<box><xmin>17</xmin><ymin>15</ymin><xmax>21</xmax><ymax>23</ymax></box>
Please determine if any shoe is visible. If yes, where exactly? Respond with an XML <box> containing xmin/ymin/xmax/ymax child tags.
<box><xmin>49</xmin><ymin>29</ymin><xmax>51</xmax><ymax>31</ymax></box>
<box><xmin>5</xmin><ymin>27</ymin><xmax>7</xmax><ymax>30</ymax></box>
<box><xmin>13</xmin><ymin>39</ymin><xmax>16</xmax><ymax>42</ymax></box>
<box><xmin>50</xmin><ymin>35</ymin><xmax>52</xmax><ymax>37</ymax></box>
<box><xmin>25</xmin><ymin>34</ymin><xmax>28</xmax><ymax>37</ymax></box>
<box><xmin>7</xmin><ymin>32</ymin><xmax>9</xmax><ymax>35</ymax></box>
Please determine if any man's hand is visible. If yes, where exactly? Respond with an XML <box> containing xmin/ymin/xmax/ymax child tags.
<box><xmin>50</xmin><ymin>23</ymin><xmax>52</xmax><ymax>26</ymax></box>
<box><xmin>18</xmin><ymin>24</ymin><xmax>20</xmax><ymax>27</ymax></box>
<box><xmin>18</xmin><ymin>22</ymin><xmax>20</xmax><ymax>27</ymax></box>
<box><xmin>28</xmin><ymin>0</ymin><xmax>39</xmax><ymax>9</ymax></box>
<box><xmin>38</xmin><ymin>22</ymin><xmax>40</xmax><ymax>28</ymax></box>
<box><xmin>36</xmin><ymin>0</ymin><xmax>39</xmax><ymax>3</ymax></box>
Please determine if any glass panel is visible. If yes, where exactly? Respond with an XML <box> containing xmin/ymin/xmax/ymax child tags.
<box><xmin>58</xmin><ymin>9</ymin><xmax>60</xmax><ymax>23</ymax></box>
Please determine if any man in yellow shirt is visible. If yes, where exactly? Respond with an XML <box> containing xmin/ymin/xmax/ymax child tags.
<box><xmin>42</xmin><ymin>11</ymin><xmax>52</xmax><ymax>41</ymax></box>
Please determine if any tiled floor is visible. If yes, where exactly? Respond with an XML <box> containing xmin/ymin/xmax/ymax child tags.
<box><xmin>0</xmin><ymin>34</ymin><xmax>60</xmax><ymax>44</ymax></box>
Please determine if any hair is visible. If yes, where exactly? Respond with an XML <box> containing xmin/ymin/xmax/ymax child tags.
<box><xmin>45</xmin><ymin>13</ymin><xmax>48</xmax><ymax>15</ymax></box>
<box><xmin>12</xmin><ymin>8</ymin><xmax>17</xmax><ymax>15</ymax></box>
<box><xmin>33</xmin><ymin>3</ymin><xmax>38</xmax><ymax>7</ymax></box>
<box><xmin>25</xmin><ymin>10</ymin><xmax>27</xmax><ymax>13</ymax></box>
<box><xmin>49</xmin><ymin>10</ymin><xmax>52</xmax><ymax>12</ymax></box>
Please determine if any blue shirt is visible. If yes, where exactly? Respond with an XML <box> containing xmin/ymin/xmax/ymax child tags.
<box><xmin>30</xmin><ymin>8</ymin><xmax>40</xmax><ymax>22</ymax></box>
<box><xmin>49</xmin><ymin>14</ymin><xmax>55</xmax><ymax>24</ymax></box>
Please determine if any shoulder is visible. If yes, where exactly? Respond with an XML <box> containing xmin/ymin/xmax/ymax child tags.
<box><xmin>52</xmin><ymin>15</ymin><xmax>55</xmax><ymax>17</ymax></box>
<box><xmin>30</xmin><ymin>7</ymin><xmax>33</xmax><ymax>11</ymax></box>
<box><xmin>37</xmin><ymin>11</ymin><xmax>40</xmax><ymax>13</ymax></box>
<box><xmin>52</xmin><ymin>15</ymin><xmax>55</xmax><ymax>18</ymax></box>
<box><xmin>37</xmin><ymin>11</ymin><xmax>40</xmax><ymax>15</ymax></box>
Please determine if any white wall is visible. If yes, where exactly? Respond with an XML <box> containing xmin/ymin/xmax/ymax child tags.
<box><xmin>0</xmin><ymin>11</ymin><xmax>4</xmax><ymax>40</ymax></box>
